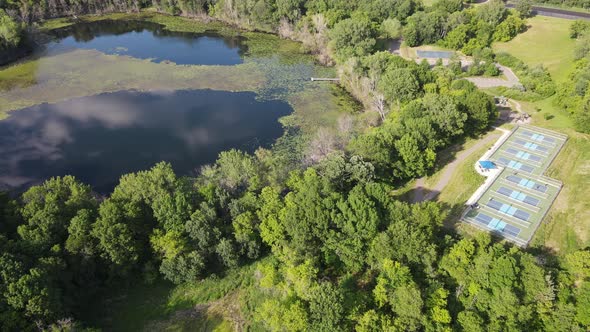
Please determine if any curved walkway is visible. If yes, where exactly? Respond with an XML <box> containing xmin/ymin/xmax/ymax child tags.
<box><xmin>412</xmin><ymin>129</ymin><xmax>507</xmax><ymax>203</ymax></box>
<box><xmin>465</xmin><ymin>65</ymin><xmax>520</xmax><ymax>88</ymax></box>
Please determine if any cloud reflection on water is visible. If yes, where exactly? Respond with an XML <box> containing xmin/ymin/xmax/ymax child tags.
<box><xmin>0</xmin><ymin>89</ymin><xmax>291</xmax><ymax>193</ymax></box>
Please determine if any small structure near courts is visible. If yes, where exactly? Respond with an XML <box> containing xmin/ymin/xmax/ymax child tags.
<box><xmin>461</xmin><ymin>125</ymin><xmax>567</xmax><ymax>247</ymax></box>
<box><xmin>478</xmin><ymin>160</ymin><xmax>496</xmax><ymax>171</ymax></box>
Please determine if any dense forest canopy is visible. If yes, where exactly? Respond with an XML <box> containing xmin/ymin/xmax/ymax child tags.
<box><xmin>0</xmin><ymin>0</ymin><xmax>589</xmax><ymax>331</ymax></box>
<box><xmin>1</xmin><ymin>155</ymin><xmax>590</xmax><ymax>331</ymax></box>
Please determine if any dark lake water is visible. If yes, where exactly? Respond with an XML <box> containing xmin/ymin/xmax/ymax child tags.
<box><xmin>0</xmin><ymin>90</ymin><xmax>292</xmax><ymax>192</ymax></box>
<box><xmin>49</xmin><ymin>20</ymin><xmax>247</xmax><ymax>65</ymax></box>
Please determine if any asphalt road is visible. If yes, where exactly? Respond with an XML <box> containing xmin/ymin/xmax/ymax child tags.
<box><xmin>466</xmin><ymin>1</ymin><xmax>590</xmax><ymax>20</ymax></box>
<box><xmin>506</xmin><ymin>3</ymin><xmax>590</xmax><ymax>20</ymax></box>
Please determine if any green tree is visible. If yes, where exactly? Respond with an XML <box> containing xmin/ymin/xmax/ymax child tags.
<box><xmin>276</xmin><ymin>0</ymin><xmax>304</xmax><ymax>22</ymax></box>
<box><xmin>0</xmin><ymin>191</ymin><xmax>21</xmax><ymax>236</ymax></box>
<box><xmin>5</xmin><ymin>267</ymin><xmax>61</xmax><ymax>321</ymax></box>
<box><xmin>493</xmin><ymin>14</ymin><xmax>526</xmax><ymax>42</ymax></box>
<box><xmin>457</xmin><ymin>87</ymin><xmax>497</xmax><ymax>133</ymax></box>
<box><xmin>309</xmin><ymin>282</ymin><xmax>344</xmax><ymax>331</ymax></box>
<box><xmin>206</xmin><ymin>149</ymin><xmax>263</xmax><ymax>194</ymax></box>
<box><xmin>575</xmin><ymin>281</ymin><xmax>590</xmax><ymax>326</ymax></box>
<box><xmin>444</xmin><ymin>24</ymin><xmax>470</xmax><ymax>49</ymax></box>
<box><xmin>112</xmin><ymin>162</ymin><xmax>194</xmax><ymax>232</ymax></box>
<box><xmin>373</xmin><ymin>260</ymin><xmax>423</xmax><ymax>330</ymax></box>
<box><xmin>515</xmin><ymin>0</ymin><xmax>533</xmax><ymax>18</ymax></box>
<box><xmin>419</xmin><ymin>93</ymin><xmax>467</xmax><ymax>142</ymax></box>
<box><xmin>159</xmin><ymin>250</ymin><xmax>205</xmax><ymax>284</ymax></box>
<box><xmin>216</xmin><ymin>237</ymin><xmax>239</xmax><ymax>268</ymax></box>
<box><xmin>65</xmin><ymin>209</ymin><xmax>97</xmax><ymax>257</ymax></box>
<box><xmin>564</xmin><ymin>250</ymin><xmax>590</xmax><ymax>281</ymax></box>
<box><xmin>258</xmin><ymin>186</ymin><xmax>286</xmax><ymax>251</ymax></box>
<box><xmin>326</xmin><ymin>184</ymin><xmax>381</xmax><ymax>272</ymax></box>
<box><xmin>476</xmin><ymin>0</ymin><xmax>507</xmax><ymax>27</ymax></box>
<box><xmin>257</xmin><ymin>298</ymin><xmax>309</xmax><ymax>331</ymax></box>
<box><xmin>0</xmin><ymin>9</ymin><xmax>21</xmax><ymax>50</ymax></box>
<box><xmin>361</xmin><ymin>0</ymin><xmax>417</xmax><ymax>22</ymax></box>
<box><xmin>394</xmin><ymin>134</ymin><xmax>436</xmax><ymax>177</ymax></box>
<box><xmin>316</xmin><ymin>152</ymin><xmax>375</xmax><ymax>191</ymax></box>
<box><xmin>150</xmin><ymin>229</ymin><xmax>187</xmax><ymax>260</ymax></box>
<box><xmin>18</xmin><ymin>176</ymin><xmax>96</xmax><ymax>252</ymax></box>
<box><xmin>185</xmin><ymin>202</ymin><xmax>221</xmax><ymax>252</ymax></box>
<box><xmin>379</xmin><ymin>67</ymin><xmax>420</xmax><ymax>105</ymax></box>
<box><xmin>92</xmin><ymin>197</ymin><xmax>151</xmax><ymax>269</ymax></box>
<box><xmin>380</xmin><ymin>18</ymin><xmax>402</xmax><ymax>39</ymax></box>
<box><xmin>570</xmin><ymin>20</ymin><xmax>590</xmax><ymax>39</ymax></box>
<box><xmin>232</xmin><ymin>211</ymin><xmax>261</xmax><ymax>259</ymax></box>
<box><xmin>267</xmin><ymin>169</ymin><xmax>340</xmax><ymax>262</ymax></box>
<box><xmin>392</xmin><ymin>284</ymin><xmax>423</xmax><ymax>330</ymax></box>
<box><xmin>457</xmin><ymin>311</ymin><xmax>485</xmax><ymax>332</ymax></box>
<box><xmin>330</xmin><ymin>15</ymin><xmax>376</xmax><ymax>60</ymax></box>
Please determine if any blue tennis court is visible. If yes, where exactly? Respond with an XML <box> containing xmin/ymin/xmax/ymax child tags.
<box><xmin>506</xmin><ymin>175</ymin><xmax>548</xmax><ymax>193</ymax></box>
<box><xmin>487</xmin><ymin>199</ymin><xmax>531</xmax><ymax>221</ymax></box>
<box><xmin>513</xmin><ymin>139</ymin><xmax>549</xmax><ymax>153</ymax></box>
<box><xmin>497</xmin><ymin>186</ymin><xmax>540</xmax><ymax>206</ymax></box>
<box><xmin>521</xmin><ymin>131</ymin><xmax>556</xmax><ymax>145</ymax></box>
<box><xmin>473</xmin><ymin>212</ymin><xmax>521</xmax><ymax>236</ymax></box>
<box><xmin>505</xmin><ymin>148</ymin><xmax>542</xmax><ymax>162</ymax></box>
<box><xmin>416</xmin><ymin>50</ymin><xmax>454</xmax><ymax>58</ymax></box>
<box><xmin>498</xmin><ymin>157</ymin><xmax>535</xmax><ymax>173</ymax></box>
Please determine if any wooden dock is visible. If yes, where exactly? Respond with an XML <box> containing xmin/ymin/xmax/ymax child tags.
<box><xmin>310</xmin><ymin>77</ymin><xmax>339</xmax><ymax>82</ymax></box>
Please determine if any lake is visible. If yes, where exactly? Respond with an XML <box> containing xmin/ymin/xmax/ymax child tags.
<box><xmin>0</xmin><ymin>17</ymin><xmax>351</xmax><ymax>193</ymax></box>
<box><xmin>0</xmin><ymin>89</ymin><xmax>291</xmax><ymax>193</ymax></box>
<box><xmin>49</xmin><ymin>20</ymin><xmax>247</xmax><ymax>65</ymax></box>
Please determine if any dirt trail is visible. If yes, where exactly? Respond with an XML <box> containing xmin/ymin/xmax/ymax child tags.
<box><xmin>412</xmin><ymin>132</ymin><xmax>500</xmax><ymax>203</ymax></box>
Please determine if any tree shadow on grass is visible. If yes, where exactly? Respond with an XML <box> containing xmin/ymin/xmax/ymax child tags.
<box><xmin>401</xmin><ymin>186</ymin><xmax>441</xmax><ymax>204</ymax></box>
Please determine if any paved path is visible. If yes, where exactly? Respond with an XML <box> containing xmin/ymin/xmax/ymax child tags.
<box><xmin>466</xmin><ymin>65</ymin><xmax>520</xmax><ymax>88</ymax></box>
<box><xmin>509</xmin><ymin>99</ymin><xmax>523</xmax><ymax>113</ymax></box>
<box><xmin>468</xmin><ymin>1</ymin><xmax>590</xmax><ymax>20</ymax></box>
<box><xmin>507</xmin><ymin>3</ymin><xmax>590</xmax><ymax>20</ymax></box>
<box><xmin>412</xmin><ymin>130</ymin><xmax>503</xmax><ymax>203</ymax></box>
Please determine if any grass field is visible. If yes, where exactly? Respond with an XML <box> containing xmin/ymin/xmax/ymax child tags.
<box><xmin>438</xmin><ymin>141</ymin><xmax>491</xmax><ymax>225</ymax></box>
<box><xmin>493</xmin><ymin>15</ymin><xmax>576</xmax><ymax>82</ymax></box>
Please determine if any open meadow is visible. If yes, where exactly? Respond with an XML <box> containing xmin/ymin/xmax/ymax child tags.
<box><xmin>493</xmin><ymin>15</ymin><xmax>576</xmax><ymax>82</ymax></box>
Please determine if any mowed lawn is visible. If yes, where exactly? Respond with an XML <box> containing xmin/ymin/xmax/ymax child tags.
<box><xmin>493</xmin><ymin>15</ymin><xmax>576</xmax><ymax>82</ymax></box>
